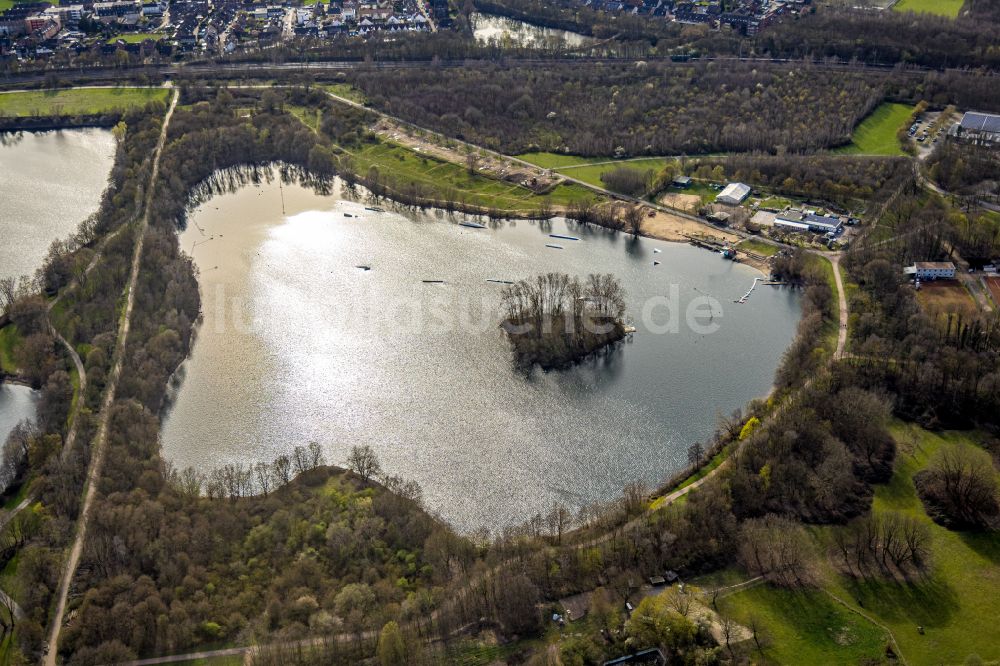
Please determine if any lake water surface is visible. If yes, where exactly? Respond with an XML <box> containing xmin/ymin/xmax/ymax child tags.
<box><xmin>0</xmin><ymin>129</ymin><xmax>116</xmax><ymax>283</ymax></box>
<box><xmin>0</xmin><ymin>384</ymin><xmax>38</xmax><ymax>452</ymax></box>
<box><xmin>471</xmin><ymin>12</ymin><xmax>594</xmax><ymax>48</ymax></box>
<box><xmin>162</xmin><ymin>175</ymin><xmax>801</xmax><ymax>531</ymax></box>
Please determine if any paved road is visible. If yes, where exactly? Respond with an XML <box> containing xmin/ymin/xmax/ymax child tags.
<box><xmin>43</xmin><ymin>89</ymin><xmax>178</xmax><ymax>666</ymax></box>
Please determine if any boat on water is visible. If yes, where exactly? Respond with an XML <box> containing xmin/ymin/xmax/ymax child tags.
<box><xmin>422</xmin><ymin>279</ymin><xmax>446</xmax><ymax>284</ymax></box>
<box><xmin>344</xmin><ymin>213</ymin><xmax>354</xmax><ymax>218</ymax></box>
<box><xmin>545</xmin><ymin>244</ymin><xmax>564</xmax><ymax>250</ymax></box>
<box><xmin>364</xmin><ymin>206</ymin><xmax>384</xmax><ymax>212</ymax></box>
<box><xmin>653</xmin><ymin>261</ymin><xmax>660</xmax><ymax>266</ymax></box>
<box><xmin>653</xmin><ymin>248</ymin><xmax>661</xmax><ymax>253</ymax></box>
<box><xmin>356</xmin><ymin>265</ymin><xmax>371</xmax><ymax>271</ymax></box>
<box><xmin>460</xmin><ymin>221</ymin><xmax>487</xmax><ymax>229</ymax></box>
<box><xmin>486</xmin><ymin>279</ymin><xmax>514</xmax><ymax>284</ymax></box>
<box><xmin>549</xmin><ymin>233</ymin><xmax>580</xmax><ymax>241</ymax></box>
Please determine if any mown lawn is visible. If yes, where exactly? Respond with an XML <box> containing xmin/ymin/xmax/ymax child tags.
<box><xmin>737</xmin><ymin>238</ymin><xmax>781</xmax><ymax>257</ymax></box>
<box><xmin>0</xmin><ymin>87</ymin><xmax>169</xmax><ymax>117</ymax></box>
<box><xmin>835</xmin><ymin>103</ymin><xmax>915</xmax><ymax>156</ymax></box>
<box><xmin>893</xmin><ymin>0</ymin><xmax>964</xmax><ymax>18</ymax></box>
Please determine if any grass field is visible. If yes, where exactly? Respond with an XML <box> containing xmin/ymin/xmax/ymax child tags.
<box><xmin>0</xmin><ymin>325</ymin><xmax>20</xmax><ymax>375</ymax></box>
<box><xmin>351</xmin><ymin>141</ymin><xmax>596</xmax><ymax>211</ymax></box>
<box><xmin>516</xmin><ymin>153</ymin><xmax>673</xmax><ymax>190</ymax></box>
<box><xmin>718</xmin><ymin>585</ymin><xmax>888</xmax><ymax>664</ymax></box>
<box><xmin>835</xmin><ymin>103</ymin><xmax>915</xmax><ymax>156</ymax></box>
<box><xmin>516</xmin><ymin>152</ymin><xmax>608</xmax><ymax>169</ymax></box>
<box><xmin>915</xmin><ymin>280</ymin><xmax>978</xmax><ymax>319</ymax></box>
<box><xmin>893</xmin><ymin>0</ymin><xmax>964</xmax><ymax>18</ymax></box>
<box><xmin>737</xmin><ymin>238</ymin><xmax>781</xmax><ymax>257</ymax></box>
<box><xmin>322</xmin><ymin>83</ymin><xmax>367</xmax><ymax>104</ymax></box>
<box><xmin>827</xmin><ymin>425</ymin><xmax>1000</xmax><ymax>664</ymax></box>
<box><xmin>107</xmin><ymin>33</ymin><xmax>163</xmax><ymax>44</ymax></box>
<box><xmin>0</xmin><ymin>87</ymin><xmax>169</xmax><ymax>117</ymax></box>
<box><xmin>717</xmin><ymin>424</ymin><xmax>1000</xmax><ymax>665</ymax></box>
<box><xmin>557</xmin><ymin>157</ymin><xmax>671</xmax><ymax>189</ymax></box>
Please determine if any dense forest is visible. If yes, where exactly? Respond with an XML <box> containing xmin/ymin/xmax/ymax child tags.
<box><xmin>348</xmin><ymin>62</ymin><xmax>885</xmax><ymax>156</ymax></box>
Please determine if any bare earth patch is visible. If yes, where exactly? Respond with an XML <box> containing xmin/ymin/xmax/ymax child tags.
<box><xmin>916</xmin><ymin>280</ymin><xmax>978</xmax><ymax>319</ymax></box>
<box><xmin>660</xmin><ymin>192</ymin><xmax>702</xmax><ymax>213</ymax></box>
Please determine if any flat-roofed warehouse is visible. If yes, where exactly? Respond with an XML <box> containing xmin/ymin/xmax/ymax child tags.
<box><xmin>955</xmin><ymin>111</ymin><xmax>1000</xmax><ymax>145</ymax></box>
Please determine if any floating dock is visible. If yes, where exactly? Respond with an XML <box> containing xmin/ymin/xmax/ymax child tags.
<box><xmin>735</xmin><ymin>277</ymin><xmax>762</xmax><ymax>304</ymax></box>
<box><xmin>486</xmin><ymin>279</ymin><xmax>514</xmax><ymax>284</ymax></box>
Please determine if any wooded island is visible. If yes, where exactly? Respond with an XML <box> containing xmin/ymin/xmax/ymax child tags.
<box><xmin>500</xmin><ymin>272</ymin><xmax>627</xmax><ymax>370</ymax></box>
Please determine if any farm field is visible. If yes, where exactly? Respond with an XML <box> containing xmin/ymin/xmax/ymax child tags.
<box><xmin>915</xmin><ymin>280</ymin><xmax>978</xmax><ymax>319</ymax></box>
<box><xmin>893</xmin><ymin>0</ymin><xmax>964</xmax><ymax>18</ymax></box>
<box><xmin>835</xmin><ymin>103</ymin><xmax>915</xmax><ymax>156</ymax></box>
<box><xmin>0</xmin><ymin>87</ymin><xmax>169</xmax><ymax>117</ymax></box>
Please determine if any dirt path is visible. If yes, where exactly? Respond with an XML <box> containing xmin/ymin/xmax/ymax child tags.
<box><xmin>830</xmin><ymin>253</ymin><xmax>848</xmax><ymax>359</ymax></box>
<box><xmin>43</xmin><ymin>88</ymin><xmax>177</xmax><ymax>666</ymax></box>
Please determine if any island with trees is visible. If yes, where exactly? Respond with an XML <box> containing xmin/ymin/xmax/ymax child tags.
<box><xmin>500</xmin><ymin>272</ymin><xmax>627</xmax><ymax>370</ymax></box>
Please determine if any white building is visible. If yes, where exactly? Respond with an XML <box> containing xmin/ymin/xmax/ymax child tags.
<box><xmin>715</xmin><ymin>182</ymin><xmax>751</xmax><ymax>206</ymax></box>
<box><xmin>906</xmin><ymin>262</ymin><xmax>956</xmax><ymax>280</ymax></box>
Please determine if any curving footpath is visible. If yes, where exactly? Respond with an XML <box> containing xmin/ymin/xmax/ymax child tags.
<box><xmin>43</xmin><ymin>88</ymin><xmax>177</xmax><ymax>666</ymax></box>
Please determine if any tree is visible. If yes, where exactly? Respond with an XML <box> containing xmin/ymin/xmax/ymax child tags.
<box><xmin>623</xmin><ymin>205</ymin><xmax>645</xmax><ymax>236</ymax></box>
<box><xmin>915</xmin><ymin>444</ymin><xmax>999</xmax><ymax>529</ymax></box>
<box><xmin>625</xmin><ymin>594</ymin><xmax>698</xmax><ymax>656</ymax></box>
<box><xmin>347</xmin><ymin>444</ymin><xmax>382</xmax><ymax>482</ymax></box>
<box><xmin>687</xmin><ymin>442</ymin><xmax>705</xmax><ymax>467</ymax></box>
<box><xmin>376</xmin><ymin>621</ymin><xmax>407</xmax><ymax>666</ymax></box>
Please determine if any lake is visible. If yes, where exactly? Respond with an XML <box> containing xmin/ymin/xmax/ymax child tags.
<box><xmin>0</xmin><ymin>129</ymin><xmax>116</xmax><ymax>283</ymax></box>
<box><xmin>471</xmin><ymin>12</ymin><xmax>594</xmax><ymax>48</ymax></box>
<box><xmin>162</xmin><ymin>173</ymin><xmax>801</xmax><ymax>531</ymax></box>
<box><xmin>0</xmin><ymin>384</ymin><xmax>38</xmax><ymax>451</ymax></box>
<box><xmin>0</xmin><ymin>128</ymin><xmax>114</xmax><ymax>463</ymax></box>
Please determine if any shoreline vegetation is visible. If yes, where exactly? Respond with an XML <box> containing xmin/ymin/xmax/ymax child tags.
<box><xmin>500</xmin><ymin>272</ymin><xmax>627</xmax><ymax>370</ymax></box>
